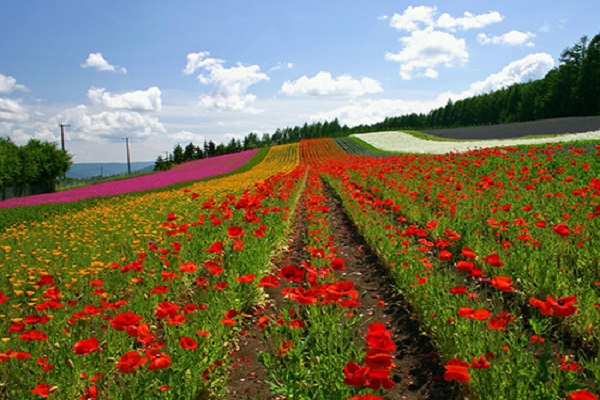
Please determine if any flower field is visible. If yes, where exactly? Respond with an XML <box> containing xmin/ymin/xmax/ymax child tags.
<box><xmin>1</xmin><ymin>134</ymin><xmax>599</xmax><ymax>399</ymax></box>
<box><xmin>0</xmin><ymin>149</ymin><xmax>259</xmax><ymax>209</ymax></box>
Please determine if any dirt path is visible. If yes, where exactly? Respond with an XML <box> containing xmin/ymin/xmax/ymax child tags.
<box><xmin>227</xmin><ymin>178</ymin><xmax>459</xmax><ymax>399</ymax></box>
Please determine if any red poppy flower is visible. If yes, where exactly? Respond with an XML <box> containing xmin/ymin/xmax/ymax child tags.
<box><xmin>483</xmin><ymin>253</ymin><xmax>504</xmax><ymax>267</ymax></box>
<box><xmin>73</xmin><ymin>337</ymin><xmax>102</xmax><ymax>355</ymax></box>
<box><xmin>349</xmin><ymin>395</ymin><xmax>384</xmax><ymax>400</ymax></box>
<box><xmin>565</xmin><ymin>390</ymin><xmax>599</xmax><ymax>400</ymax></box>
<box><xmin>31</xmin><ymin>383</ymin><xmax>53</xmax><ymax>398</ymax></box>
<box><xmin>491</xmin><ymin>276</ymin><xmax>514</xmax><ymax>292</ymax></box>
<box><xmin>19</xmin><ymin>329</ymin><xmax>48</xmax><ymax>341</ymax></box>
<box><xmin>457</xmin><ymin>307</ymin><xmax>474</xmax><ymax>318</ymax></box>
<box><xmin>155</xmin><ymin>301</ymin><xmax>180</xmax><ymax>319</ymax></box>
<box><xmin>278</xmin><ymin>265</ymin><xmax>305</xmax><ymax>283</ymax></box>
<box><xmin>116</xmin><ymin>351</ymin><xmax>148</xmax><ymax>374</ymax></box>
<box><xmin>330</xmin><ymin>258</ymin><xmax>346</xmax><ymax>270</ymax></box>
<box><xmin>364</xmin><ymin>367</ymin><xmax>395</xmax><ymax>390</ymax></box>
<box><xmin>460</xmin><ymin>247</ymin><xmax>476</xmax><ymax>259</ymax></box>
<box><xmin>257</xmin><ymin>275</ymin><xmax>280</xmax><ymax>287</ymax></box>
<box><xmin>530</xmin><ymin>297</ymin><xmax>554</xmax><ymax>316</ymax></box>
<box><xmin>469</xmin><ymin>354</ymin><xmax>491</xmax><ymax>369</ymax></box>
<box><xmin>364</xmin><ymin>349</ymin><xmax>393</xmax><ymax>370</ymax></box>
<box><xmin>444</xmin><ymin>358</ymin><xmax>471</xmax><ymax>382</ymax></box>
<box><xmin>179</xmin><ymin>262</ymin><xmax>198</xmax><ymax>273</ymax></box>
<box><xmin>227</xmin><ymin>226</ymin><xmax>245</xmax><ymax>239</ymax></box>
<box><xmin>179</xmin><ymin>336</ymin><xmax>198</xmax><ymax>350</ymax></box>
<box><xmin>150</xmin><ymin>285</ymin><xmax>169</xmax><ymax>295</ymax></box>
<box><xmin>487</xmin><ymin>311</ymin><xmax>514</xmax><ymax>330</ymax></box>
<box><xmin>236</xmin><ymin>274</ymin><xmax>256</xmax><ymax>284</ymax></box>
<box><xmin>147</xmin><ymin>352</ymin><xmax>172</xmax><ymax>370</ymax></box>
<box><xmin>205</xmin><ymin>241</ymin><xmax>223</xmax><ymax>255</ymax></box>
<box><xmin>456</xmin><ymin>260</ymin><xmax>474</xmax><ymax>272</ymax></box>
<box><xmin>438</xmin><ymin>250</ymin><xmax>453</xmax><ymax>261</ymax></box>
<box><xmin>8</xmin><ymin>322</ymin><xmax>25</xmax><ymax>332</ymax></box>
<box><xmin>342</xmin><ymin>361</ymin><xmax>366</xmax><ymax>387</ymax></box>
<box><xmin>546</xmin><ymin>295</ymin><xmax>578</xmax><ymax>317</ymax></box>
<box><xmin>552</xmin><ymin>223</ymin><xmax>570</xmax><ymax>236</ymax></box>
<box><xmin>450</xmin><ymin>286</ymin><xmax>468</xmax><ymax>295</ymax></box>
<box><xmin>472</xmin><ymin>309</ymin><xmax>492</xmax><ymax>320</ymax></box>
<box><xmin>110</xmin><ymin>311</ymin><xmax>143</xmax><ymax>331</ymax></box>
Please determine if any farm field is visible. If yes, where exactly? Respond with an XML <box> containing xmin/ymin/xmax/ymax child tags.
<box><xmin>1</xmin><ymin>131</ymin><xmax>599</xmax><ymax>400</ymax></box>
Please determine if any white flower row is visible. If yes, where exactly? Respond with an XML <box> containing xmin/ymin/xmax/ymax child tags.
<box><xmin>352</xmin><ymin>130</ymin><xmax>600</xmax><ymax>154</ymax></box>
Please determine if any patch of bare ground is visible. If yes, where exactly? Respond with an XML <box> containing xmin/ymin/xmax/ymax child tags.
<box><xmin>226</xmin><ymin>193</ymin><xmax>308</xmax><ymax>399</ymax></box>
<box><xmin>423</xmin><ymin>116</ymin><xmax>600</xmax><ymax>140</ymax></box>
<box><xmin>227</xmin><ymin>180</ymin><xmax>460</xmax><ymax>399</ymax></box>
<box><xmin>321</xmin><ymin>179</ymin><xmax>458</xmax><ymax>400</ymax></box>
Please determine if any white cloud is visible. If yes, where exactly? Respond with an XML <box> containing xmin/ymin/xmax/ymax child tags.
<box><xmin>269</xmin><ymin>62</ymin><xmax>295</xmax><ymax>72</ymax></box>
<box><xmin>0</xmin><ymin>73</ymin><xmax>27</xmax><ymax>94</ymax></box>
<box><xmin>310</xmin><ymin>98</ymin><xmax>434</xmax><ymax>127</ymax></box>
<box><xmin>183</xmin><ymin>51</ymin><xmax>269</xmax><ymax>113</ymax></box>
<box><xmin>436</xmin><ymin>11</ymin><xmax>503</xmax><ymax>31</ymax></box>
<box><xmin>310</xmin><ymin>53</ymin><xmax>555</xmax><ymax>127</ymax></box>
<box><xmin>81</xmin><ymin>52</ymin><xmax>127</xmax><ymax>74</ymax></box>
<box><xmin>281</xmin><ymin>71</ymin><xmax>383</xmax><ymax>98</ymax></box>
<box><xmin>0</xmin><ymin>97</ymin><xmax>28</xmax><ymax>121</ymax></box>
<box><xmin>389</xmin><ymin>6</ymin><xmax>437</xmax><ymax>32</ymax></box>
<box><xmin>182</xmin><ymin>51</ymin><xmax>223</xmax><ymax>75</ymax></box>
<box><xmin>389</xmin><ymin>6</ymin><xmax>502</xmax><ymax>32</ymax></box>
<box><xmin>385</xmin><ymin>28</ymin><xmax>468</xmax><ymax>79</ymax></box>
<box><xmin>478</xmin><ymin>30</ymin><xmax>536</xmax><ymax>47</ymax></box>
<box><xmin>168</xmin><ymin>130</ymin><xmax>205</xmax><ymax>143</ymax></box>
<box><xmin>87</xmin><ymin>87</ymin><xmax>162</xmax><ymax>112</ymax></box>
<box><xmin>222</xmin><ymin>132</ymin><xmax>244</xmax><ymax>143</ymax></box>
<box><xmin>453</xmin><ymin>53</ymin><xmax>555</xmax><ymax>97</ymax></box>
<box><xmin>54</xmin><ymin>105</ymin><xmax>166</xmax><ymax>141</ymax></box>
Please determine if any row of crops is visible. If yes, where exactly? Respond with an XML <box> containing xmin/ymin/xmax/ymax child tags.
<box><xmin>0</xmin><ymin>136</ymin><xmax>598</xmax><ymax>399</ymax></box>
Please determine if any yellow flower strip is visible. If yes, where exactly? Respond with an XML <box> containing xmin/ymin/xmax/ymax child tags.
<box><xmin>0</xmin><ymin>143</ymin><xmax>299</xmax><ymax>310</ymax></box>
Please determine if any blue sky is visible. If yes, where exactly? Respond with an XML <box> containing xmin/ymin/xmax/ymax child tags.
<box><xmin>0</xmin><ymin>1</ymin><xmax>597</xmax><ymax>162</ymax></box>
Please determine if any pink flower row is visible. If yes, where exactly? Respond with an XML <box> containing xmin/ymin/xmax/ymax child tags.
<box><xmin>0</xmin><ymin>150</ymin><xmax>258</xmax><ymax>208</ymax></box>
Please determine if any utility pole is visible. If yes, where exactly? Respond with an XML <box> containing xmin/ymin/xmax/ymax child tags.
<box><xmin>124</xmin><ymin>138</ymin><xmax>131</xmax><ymax>174</ymax></box>
<box><xmin>59</xmin><ymin>124</ymin><xmax>70</xmax><ymax>151</ymax></box>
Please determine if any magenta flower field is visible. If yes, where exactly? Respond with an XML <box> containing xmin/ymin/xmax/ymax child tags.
<box><xmin>0</xmin><ymin>149</ymin><xmax>258</xmax><ymax>208</ymax></box>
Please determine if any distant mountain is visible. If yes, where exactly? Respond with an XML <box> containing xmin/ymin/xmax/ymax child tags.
<box><xmin>66</xmin><ymin>162</ymin><xmax>155</xmax><ymax>179</ymax></box>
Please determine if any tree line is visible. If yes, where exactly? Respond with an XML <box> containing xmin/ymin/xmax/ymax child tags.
<box><xmin>157</xmin><ymin>32</ymin><xmax>599</xmax><ymax>170</ymax></box>
<box><xmin>0</xmin><ymin>137</ymin><xmax>72</xmax><ymax>200</ymax></box>
<box><xmin>353</xmin><ymin>33</ymin><xmax>600</xmax><ymax>132</ymax></box>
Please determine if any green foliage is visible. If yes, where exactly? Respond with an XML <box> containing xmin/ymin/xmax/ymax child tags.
<box><xmin>0</xmin><ymin>136</ymin><xmax>72</xmax><ymax>199</ymax></box>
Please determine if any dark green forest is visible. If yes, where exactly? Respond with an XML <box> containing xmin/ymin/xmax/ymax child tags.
<box><xmin>158</xmin><ymin>33</ymin><xmax>600</xmax><ymax>170</ymax></box>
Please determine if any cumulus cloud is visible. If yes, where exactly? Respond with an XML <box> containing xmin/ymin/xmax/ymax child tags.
<box><xmin>0</xmin><ymin>73</ymin><xmax>27</xmax><ymax>94</ymax></box>
<box><xmin>183</xmin><ymin>51</ymin><xmax>269</xmax><ymax>113</ymax></box>
<box><xmin>385</xmin><ymin>28</ymin><xmax>468</xmax><ymax>79</ymax></box>
<box><xmin>310</xmin><ymin>53</ymin><xmax>555</xmax><ymax>127</ymax></box>
<box><xmin>389</xmin><ymin>5</ymin><xmax>437</xmax><ymax>32</ymax></box>
<box><xmin>389</xmin><ymin>6</ymin><xmax>502</xmax><ymax>32</ymax></box>
<box><xmin>168</xmin><ymin>130</ymin><xmax>205</xmax><ymax>143</ymax></box>
<box><xmin>81</xmin><ymin>52</ymin><xmax>127</xmax><ymax>74</ymax></box>
<box><xmin>87</xmin><ymin>87</ymin><xmax>162</xmax><ymax>112</ymax></box>
<box><xmin>311</xmin><ymin>98</ymin><xmax>439</xmax><ymax>127</ymax></box>
<box><xmin>0</xmin><ymin>97</ymin><xmax>28</xmax><ymax>121</ymax></box>
<box><xmin>281</xmin><ymin>71</ymin><xmax>383</xmax><ymax>98</ymax></box>
<box><xmin>54</xmin><ymin>105</ymin><xmax>165</xmax><ymax>141</ymax></box>
<box><xmin>436</xmin><ymin>11</ymin><xmax>503</xmax><ymax>31</ymax></box>
<box><xmin>478</xmin><ymin>30</ymin><xmax>536</xmax><ymax>47</ymax></box>
<box><xmin>453</xmin><ymin>53</ymin><xmax>555</xmax><ymax>97</ymax></box>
